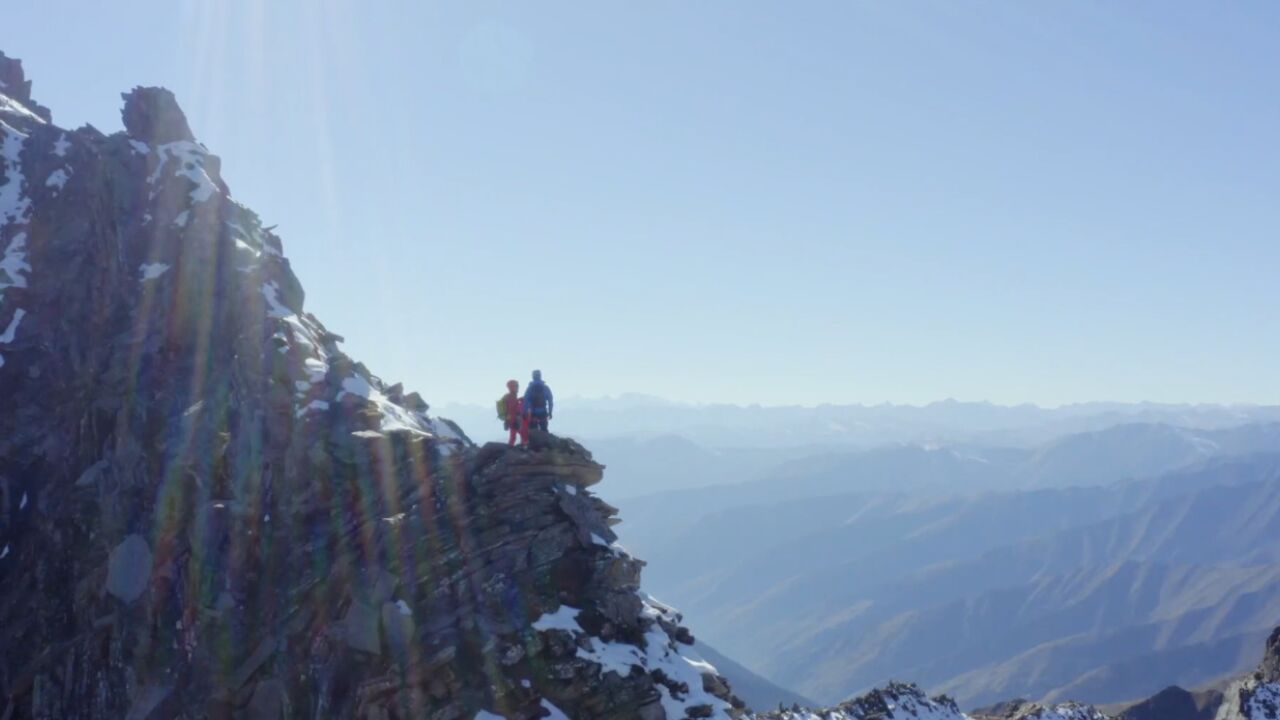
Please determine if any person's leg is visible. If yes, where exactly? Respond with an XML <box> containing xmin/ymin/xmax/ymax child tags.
<box><xmin>519</xmin><ymin>415</ymin><xmax>530</xmax><ymax>446</ymax></box>
<box><xmin>508</xmin><ymin>422</ymin><xmax>517</xmax><ymax>446</ymax></box>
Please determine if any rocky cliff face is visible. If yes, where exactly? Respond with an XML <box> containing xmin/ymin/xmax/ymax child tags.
<box><xmin>1209</xmin><ymin>628</ymin><xmax>1280</xmax><ymax>720</ymax></box>
<box><xmin>0</xmin><ymin>51</ymin><xmax>742</xmax><ymax>720</ymax></box>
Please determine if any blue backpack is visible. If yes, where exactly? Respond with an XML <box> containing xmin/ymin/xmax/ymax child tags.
<box><xmin>526</xmin><ymin>382</ymin><xmax>549</xmax><ymax>415</ymax></box>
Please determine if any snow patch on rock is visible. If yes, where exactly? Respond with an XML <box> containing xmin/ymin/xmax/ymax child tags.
<box><xmin>338</xmin><ymin>374</ymin><xmax>435</xmax><ymax>437</ymax></box>
<box><xmin>1</xmin><ymin>120</ymin><xmax>33</xmax><ymax>371</ymax></box>
<box><xmin>530</xmin><ymin>598</ymin><xmax>735</xmax><ymax>719</ymax></box>
<box><xmin>295</xmin><ymin>399</ymin><xmax>330</xmax><ymax>418</ymax></box>
<box><xmin>45</xmin><ymin>167</ymin><xmax>68</xmax><ymax>190</ymax></box>
<box><xmin>0</xmin><ymin>307</ymin><xmax>26</xmax><ymax>344</ymax></box>
<box><xmin>146</xmin><ymin>141</ymin><xmax>219</xmax><ymax>204</ymax></box>
<box><xmin>0</xmin><ymin>94</ymin><xmax>45</xmax><ymax>124</ymax></box>
<box><xmin>303</xmin><ymin>357</ymin><xmax>327</xmax><ymax>383</ymax></box>
<box><xmin>139</xmin><ymin>263</ymin><xmax>170</xmax><ymax>281</ymax></box>
<box><xmin>1011</xmin><ymin>704</ymin><xmax>1110</xmax><ymax>720</ymax></box>
<box><xmin>540</xmin><ymin>700</ymin><xmax>571</xmax><ymax>720</ymax></box>
<box><xmin>0</xmin><ymin>232</ymin><xmax>30</xmax><ymax>290</ymax></box>
<box><xmin>531</xmin><ymin>605</ymin><xmax>582</xmax><ymax>633</ymax></box>
<box><xmin>1</xmin><ymin>121</ymin><xmax>31</xmax><ymax>227</ymax></box>
<box><xmin>763</xmin><ymin>683</ymin><xmax>965</xmax><ymax>720</ymax></box>
<box><xmin>1245</xmin><ymin>683</ymin><xmax>1280</xmax><ymax>720</ymax></box>
<box><xmin>261</xmin><ymin>281</ymin><xmax>292</xmax><ymax>319</ymax></box>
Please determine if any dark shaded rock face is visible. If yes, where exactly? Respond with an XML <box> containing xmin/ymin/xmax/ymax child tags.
<box><xmin>0</xmin><ymin>53</ymin><xmax>741</xmax><ymax>720</ymax></box>
<box><xmin>121</xmin><ymin>87</ymin><xmax>196</xmax><ymax>144</ymax></box>
<box><xmin>1114</xmin><ymin>686</ymin><xmax>1221</xmax><ymax>720</ymax></box>
<box><xmin>0</xmin><ymin>52</ymin><xmax>50</xmax><ymax>122</ymax></box>
<box><xmin>755</xmin><ymin>682</ymin><xmax>968</xmax><ymax>720</ymax></box>
<box><xmin>1259</xmin><ymin>627</ymin><xmax>1280</xmax><ymax>684</ymax></box>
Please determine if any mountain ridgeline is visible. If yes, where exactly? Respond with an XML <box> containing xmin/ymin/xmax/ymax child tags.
<box><xmin>618</xmin><ymin>431</ymin><xmax>1280</xmax><ymax>708</ymax></box>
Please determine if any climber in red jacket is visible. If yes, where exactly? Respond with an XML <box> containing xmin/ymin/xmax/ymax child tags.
<box><xmin>498</xmin><ymin>379</ymin><xmax>529</xmax><ymax>448</ymax></box>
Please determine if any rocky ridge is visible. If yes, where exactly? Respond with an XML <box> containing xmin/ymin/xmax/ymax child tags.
<box><xmin>1207</xmin><ymin>628</ymin><xmax>1280</xmax><ymax>720</ymax></box>
<box><xmin>0</xmin><ymin>51</ymin><xmax>741</xmax><ymax>719</ymax></box>
<box><xmin>752</xmin><ymin>683</ymin><xmax>1111</xmax><ymax>720</ymax></box>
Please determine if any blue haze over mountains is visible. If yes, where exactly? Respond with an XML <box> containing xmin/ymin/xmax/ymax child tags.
<box><xmin>448</xmin><ymin>398</ymin><xmax>1280</xmax><ymax>710</ymax></box>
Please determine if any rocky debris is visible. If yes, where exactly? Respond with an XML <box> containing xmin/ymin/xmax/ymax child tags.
<box><xmin>755</xmin><ymin>682</ymin><xmax>965</xmax><ymax>720</ymax></box>
<box><xmin>754</xmin><ymin>683</ymin><xmax>1116</xmax><ymax>720</ymax></box>
<box><xmin>980</xmin><ymin>703</ymin><xmax>1109</xmax><ymax>720</ymax></box>
<box><xmin>0</xmin><ymin>51</ymin><xmax>741</xmax><ymax>719</ymax></box>
<box><xmin>970</xmin><ymin>700</ymin><xmax>1034</xmax><ymax>719</ymax></box>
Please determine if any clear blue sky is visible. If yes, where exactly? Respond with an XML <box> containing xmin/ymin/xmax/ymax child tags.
<box><xmin>6</xmin><ymin>1</ymin><xmax>1279</xmax><ymax>407</ymax></box>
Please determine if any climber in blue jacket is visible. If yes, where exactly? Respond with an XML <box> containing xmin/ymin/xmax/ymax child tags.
<box><xmin>523</xmin><ymin>369</ymin><xmax>554</xmax><ymax>433</ymax></box>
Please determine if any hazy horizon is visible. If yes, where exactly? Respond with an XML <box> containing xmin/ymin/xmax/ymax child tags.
<box><xmin>440</xmin><ymin>393</ymin><xmax>1280</xmax><ymax>411</ymax></box>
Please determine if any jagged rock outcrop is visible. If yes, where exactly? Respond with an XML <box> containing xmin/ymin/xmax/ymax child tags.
<box><xmin>755</xmin><ymin>683</ymin><xmax>965</xmax><ymax>720</ymax></box>
<box><xmin>1258</xmin><ymin>628</ymin><xmax>1280</xmax><ymax>685</ymax></box>
<box><xmin>0</xmin><ymin>52</ymin><xmax>740</xmax><ymax>719</ymax></box>
<box><xmin>0</xmin><ymin>53</ymin><xmax>50</xmax><ymax>123</ymax></box>
<box><xmin>969</xmin><ymin>701</ymin><xmax>1109</xmax><ymax>720</ymax></box>
<box><xmin>119</xmin><ymin>87</ymin><xmax>196</xmax><ymax>145</ymax></box>
<box><xmin>751</xmin><ymin>682</ymin><xmax>1116</xmax><ymax>720</ymax></box>
<box><xmin>1211</xmin><ymin>627</ymin><xmax>1280</xmax><ymax>720</ymax></box>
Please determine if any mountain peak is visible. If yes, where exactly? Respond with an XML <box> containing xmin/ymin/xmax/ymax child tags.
<box><xmin>121</xmin><ymin>86</ymin><xmax>195</xmax><ymax>144</ymax></box>
<box><xmin>0</xmin><ymin>51</ymin><xmax>51</xmax><ymax>123</ymax></box>
<box><xmin>1259</xmin><ymin>626</ymin><xmax>1280</xmax><ymax>683</ymax></box>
